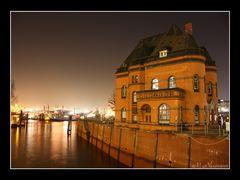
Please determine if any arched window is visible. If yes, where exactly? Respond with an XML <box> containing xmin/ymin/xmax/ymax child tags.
<box><xmin>152</xmin><ymin>79</ymin><xmax>159</xmax><ymax>90</ymax></box>
<box><xmin>194</xmin><ymin>105</ymin><xmax>200</xmax><ymax>124</ymax></box>
<box><xmin>132</xmin><ymin>91</ymin><xmax>137</xmax><ymax>103</ymax></box>
<box><xmin>159</xmin><ymin>104</ymin><xmax>170</xmax><ymax>124</ymax></box>
<box><xmin>135</xmin><ymin>75</ymin><xmax>138</xmax><ymax>83</ymax></box>
<box><xmin>208</xmin><ymin>82</ymin><xmax>213</xmax><ymax>96</ymax></box>
<box><xmin>193</xmin><ymin>74</ymin><xmax>199</xmax><ymax>92</ymax></box>
<box><xmin>168</xmin><ymin>76</ymin><xmax>176</xmax><ymax>88</ymax></box>
<box><xmin>121</xmin><ymin>108</ymin><xmax>126</xmax><ymax>121</ymax></box>
<box><xmin>121</xmin><ymin>86</ymin><xmax>127</xmax><ymax>98</ymax></box>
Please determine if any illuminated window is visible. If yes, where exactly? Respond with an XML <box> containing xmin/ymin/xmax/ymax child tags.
<box><xmin>121</xmin><ymin>108</ymin><xmax>126</xmax><ymax>121</ymax></box>
<box><xmin>159</xmin><ymin>104</ymin><xmax>170</xmax><ymax>124</ymax></box>
<box><xmin>132</xmin><ymin>91</ymin><xmax>137</xmax><ymax>103</ymax></box>
<box><xmin>132</xmin><ymin>115</ymin><xmax>137</xmax><ymax>123</ymax></box>
<box><xmin>193</xmin><ymin>74</ymin><xmax>199</xmax><ymax>92</ymax></box>
<box><xmin>152</xmin><ymin>79</ymin><xmax>159</xmax><ymax>90</ymax></box>
<box><xmin>168</xmin><ymin>76</ymin><xmax>176</xmax><ymax>88</ymax></box>
<box><xmin>135</xmin><ymin>75</ymin><xmax>138</xmax><ymax>83</ymax></box>
<box><xmin>194</xmin><ymin>105</ymin><xmax>200</xmax><ymax>124</ymax></box>
<box><xmin>121</xmin><ymin>86</ymin><xmax>127</xmax><ymax>98</ymax></box>
<box><xmin>208</xmin><ymin>82</ymin><xmax>213</xmax><ymax>96</ymax></box>
<box><xmin>159</xmin><ymin>50</ymin><xmax>168</xmax><ymax>58</ymax></box>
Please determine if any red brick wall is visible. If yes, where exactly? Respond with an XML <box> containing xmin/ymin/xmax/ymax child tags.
<box><xmin>156</xmin><ymin>133</ymin><xmax>189</xmax><ymax>168</ymax></box>
<box><xmin>190</xmin><ymin>136</ymin><xmax>229</xmax><ymax>168</ymax></box>
<box><xmin>77</xmin><ymin>121</ymin><xmax>229</xmax><ymax>168</ymax></box>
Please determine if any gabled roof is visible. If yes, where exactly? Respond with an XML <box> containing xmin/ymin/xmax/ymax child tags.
<box><xmin>116</xmin><ymin>24</ymin><xmax>216</xmax><ymax>73</ymax></box>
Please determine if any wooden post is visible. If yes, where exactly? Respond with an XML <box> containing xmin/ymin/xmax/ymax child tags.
<box><xmin>219</xmin><ymin>125</ymin><xmax>221</xmax><ymax>136</ymax></box>
<box><xmin>19</xmin><ymin>110</ymin><xmax>23</xmax><ymax>126</ymax></box>
<box><xmin>26</xmin><ymin>113</ymin><xmax>28</xmax><ymax>125</ymax></box>
<box><xmin>91</xmin><ymin>122</ymin><xmax>95</xmax><ymax>143</ymax></box>
<box><xmin>67</xmin><ymin>115</ymin><xmax>72</xmax><ymax>135</ymax></box>
<box><xmin>154</xmin><ymin>131</ymin><xmax>159</xmax><ymax>168</ymax></box>
<box><xmin>117</xmin><ymin>128</ymin><xmax>122</xmax><ymax>165</ymax></box>
<box><xmin>96</xmin><ymin>124</ymin><xmax>99</xmax><ymax>146</ymax></box>
<box><xmin>108</xmin><ymin>125</ymin><xmax>113</xmax><ymax>156</ymax></box>
<box><xmin>132</xmin><ymin>128</ymin><xmax>137</xmax><ymax>168</ymax></box>
<box><xmin>80</xmin><ymin>124</ymin><xmax>82</xmax><ymax>138</ymax></box>
<box><xmin>187</xmin><ymin>136</ymin><xmax>192</xmax><ymax>168</ymax></box>
<box><xmin>101</xmin><ymin>125</ymin><xmax>105</xmax><ymax>150</ymax></box>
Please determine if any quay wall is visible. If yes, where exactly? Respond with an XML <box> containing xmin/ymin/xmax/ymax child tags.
<box><xmin>77</xmin><ymin>120</ymin><xmax>229</xmax><ymax>168</ymax></box>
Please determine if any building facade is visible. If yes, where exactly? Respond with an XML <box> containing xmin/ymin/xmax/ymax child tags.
<box><xmin>114</xmin><ymin>22</ymin><xmax>218</xmax><ymax>131</ymax></box>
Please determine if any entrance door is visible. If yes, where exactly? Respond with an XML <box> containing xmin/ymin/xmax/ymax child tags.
<box><xmin>141</xmin><ymin>104</ymin><xmax>151</xmax><ymax>123</ymax></box>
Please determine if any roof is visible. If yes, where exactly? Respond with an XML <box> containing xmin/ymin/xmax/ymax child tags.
<box><xmin>116</xmin><ymin>24</ymin><xmax>216</xmax><ymax>73</ymax></box>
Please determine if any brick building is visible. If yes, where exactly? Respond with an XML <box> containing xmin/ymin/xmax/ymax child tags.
<box><xmin>114</xmin><ymin>22</ymin><xmax>218</xmax><ymax>131</ymax></box>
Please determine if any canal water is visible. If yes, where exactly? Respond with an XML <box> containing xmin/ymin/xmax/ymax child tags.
<box><xmin>11</xmin><ymin>120</ymin><xmax>127</xmax><ymax>168</ymax></box>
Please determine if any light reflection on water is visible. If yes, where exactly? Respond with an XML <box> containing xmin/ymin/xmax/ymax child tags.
<box><xmin>11</xmin><ymin>120</ymin><xmax>126</xmax><ymax>168</ymax></box>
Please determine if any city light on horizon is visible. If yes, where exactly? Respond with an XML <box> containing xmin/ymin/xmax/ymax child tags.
<box><xmin>11</xmin><ymin>12</ymin><xmax>229</xmax><ymax>109</ymax></box>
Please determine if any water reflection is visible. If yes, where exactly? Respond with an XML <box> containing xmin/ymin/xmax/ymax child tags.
<box><xmin>11</xmin><ymin>120</ymin><xmax>127</xmax><ymax>168</ymax></box>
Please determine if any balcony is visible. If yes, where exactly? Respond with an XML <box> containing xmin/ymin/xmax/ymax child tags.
<box><xmin>137</xmin><ymin>88</ymin><xmax>185</xmax><ymax>101</ymax></box>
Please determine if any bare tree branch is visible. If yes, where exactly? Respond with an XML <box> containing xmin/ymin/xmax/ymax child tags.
<box><xmin>108</xmin><ymin>90</ymin><xmax>115</xmax><ymax>111</ymax></box>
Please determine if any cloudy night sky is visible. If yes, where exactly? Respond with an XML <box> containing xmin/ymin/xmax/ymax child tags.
<box><xmin>11</xmin><ymin>11</ymin><xmax>229</xmax><ymax>111</ymax></box>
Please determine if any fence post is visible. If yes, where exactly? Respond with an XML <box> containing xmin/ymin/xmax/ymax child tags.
<box><xmin>187</xmin><ymin>136</ymin><xmax>192</xmax><ymax>168</ymax></box>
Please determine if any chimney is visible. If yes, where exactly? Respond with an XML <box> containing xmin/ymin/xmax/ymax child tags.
<box><xmin>184</xmin><ymin>21</ymin><xmax>192</xmax><ymax>35</ymax></box>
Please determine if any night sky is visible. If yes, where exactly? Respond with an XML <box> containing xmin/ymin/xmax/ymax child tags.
<box><xmin>11</xmin><ymin>11</ymin><xmax>229</xmax><ymax>111</ymax></box>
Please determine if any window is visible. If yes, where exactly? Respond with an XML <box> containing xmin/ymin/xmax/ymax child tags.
<box><xmin>132</xmin><ymin>115</ymin><xmax>137</xmax><ymax>123</ymax></box>
<box><xmin>135</xmin><ymin>75</ymin><xmax>138</xmax><ymax>83</ymax></box>
<box><xmin>194</xmin><ymin>105</ymin><xmax>200</xmax><ymax>124</ymax></box>
<box><xmin>159</xmin><ymin>104</ymin><xmax>170</xmax><ymax>124</ymax></box>
<box><xmin>121</xmin><ymin>108</ymin><xmax>126</xmax><ymax>121</ymax></box>
<box><xmin>159</xmin><ymin>50</ymin><xmax>168</xmax><ymax>58</ymax></box>
<box><xmin>121</xmin><ymin>86</ymin><xmax>127</xmax><ymax>98</ymax></box>
<box><xmin>193</xmin><ymin>74</ymin><xmax>199</xmax><ymax>92</ymax></box>
<box><xmin>132</xmin><ymin>91</ymin><xmax>137</xmax><ymax>103</ymax></box>
<box><xmin>168</xmin><ymin>76</ymin><xmax>176</xmax><ymax>88</ymax></box>
<box><xmin>152</xmin><ymin>79</ymin><xmax>159</xmax><ymax>90</ymax></box>
<box><xmin>208</xmin><ymin>82</ymin><xmax>213</xmax><ymax>96</ymax></box>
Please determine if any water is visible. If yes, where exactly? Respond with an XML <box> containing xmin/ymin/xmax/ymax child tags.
<box><xmin>11</xmin><ymin>120</ymin><xmax>127</xmax><ymax>168</ymax></box>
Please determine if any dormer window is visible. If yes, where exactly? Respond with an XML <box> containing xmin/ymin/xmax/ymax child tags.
<box><xmin>159</xmin><ymin>50</ymin><xmax>168</xmax><ymax>58</ymax></box>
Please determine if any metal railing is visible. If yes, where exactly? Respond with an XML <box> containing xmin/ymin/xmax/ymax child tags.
<box><xmin>177</xmin><ymin>123</ymin><xmax>228</xmax><ymax>136</ymax></box>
